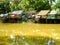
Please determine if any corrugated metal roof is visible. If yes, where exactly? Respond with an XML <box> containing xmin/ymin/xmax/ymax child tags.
<box><xmin>36</xmin><ymin>10</ymin><xmax>50</xmax><ymax>16</ymax></box>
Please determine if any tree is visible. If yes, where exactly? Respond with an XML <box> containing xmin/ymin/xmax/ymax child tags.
<box><xmin>0</xmin><ymin>0</ymin><xmax>51</xmax><ymax>13</ymax></box>
<box><xmin>0</xmin><ymin>0</ymin><xmax>10</xmax><ymax>13</ymax></box>
<box><xmin>29</xmin><ymin>0</ymin><xmax>51</xmax><ymax>11</ymax></box>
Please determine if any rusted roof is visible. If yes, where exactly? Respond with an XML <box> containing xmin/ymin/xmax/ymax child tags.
<box><xmin>36</xmin><ymin>10</ymin><xmax>50</xmax><ymax>16</ymax></box>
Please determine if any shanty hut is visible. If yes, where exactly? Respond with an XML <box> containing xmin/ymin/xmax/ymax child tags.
<box><xmin>9</xmin><ymin>10</ymin><xmax>24</xmax><ymax>19</ymax></box>
<box><xmin>47</xmin><ymin>10</ymin><xmax>57</xmax><ymax>19</ymax></box>
<box><xmin>36</xmin><ymin>10</ymin><xmax>50</xmax><ymax>18</ymax></box>
<box><xmin>46</xmin><ymin>10</ymin><xmax>58</xmax><ymax>24</ymax></box>
<box><xmin>34</xmin><ymin>10</ymin><xmax>50</xmax><ymax>23</ymax></box>
<box><xmin>2</xmin><ymin>10</ymin><xmax>24</xmax><ymax>23</ymax></box>
<box><xmin>24</xmin><ymin>11</ymin><xmax>36</xmax><ymax>22</ymax></box>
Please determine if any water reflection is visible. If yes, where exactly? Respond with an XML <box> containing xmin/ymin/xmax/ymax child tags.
<box><xmin>0</xmin><ymin>23</ymin><xmax>60</xmax><ymax>45</ymax></box>
<box><xmin>0</xmin><ymin>36</ymin><xmax>60</xmax><ymax>45</ymax></box>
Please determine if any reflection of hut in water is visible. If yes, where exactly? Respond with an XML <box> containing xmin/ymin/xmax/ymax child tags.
<box><xmin>35</xmin><ymin>10</ymin><xmax>50</xmax><ymax>23</ymax></box>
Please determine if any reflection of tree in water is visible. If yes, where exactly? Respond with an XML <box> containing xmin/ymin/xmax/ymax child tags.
<box><xmin>0</xmin><ymin>36</ymin><xmax>60</xmax><ymax>45</ymax></box>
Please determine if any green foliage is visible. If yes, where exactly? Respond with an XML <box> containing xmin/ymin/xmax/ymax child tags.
<box><xmin>0</xmin><ymin>1</ymin><xmax>10</xmax><ymax>14</ymax></box>
<box><xmin>55</xmin><ymin>3</ymin><xmax>60</xmax><ymax>8</ymax></box>
<box><xmin>0</xmin><ymin>0</ymin><xmax>51</xmax><ymax>13</ymax></box>
<box><xmin>51</xmin><ymin>1</ymin><xmax>60</xmax><ymax>10</ymax></box>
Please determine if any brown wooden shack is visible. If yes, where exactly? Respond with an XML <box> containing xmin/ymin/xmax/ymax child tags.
<box><xmin>35</xmin><ymin>10</ymin><xmax>50</xmax><ymax>23</ymax></box>
<box><xmin>36</xmin><ymin>10</ymin><xmax>50</xmax><ymax>18</ymax></box>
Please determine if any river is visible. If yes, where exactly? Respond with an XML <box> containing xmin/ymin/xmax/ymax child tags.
<box><xmin>0</xmin><ymin>23</ymin><xmax>60</xmax><ymax>45</ymax></box>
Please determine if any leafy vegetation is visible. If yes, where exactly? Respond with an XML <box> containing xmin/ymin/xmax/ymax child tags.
<box><xmin>0</xmin><ymin>0</ymin><xmax>51</xmax><ymax>14</ymax></box>
<box><xmin>55</xmin><ymin>3</ymin><xmax>60</xmax><ymax>9</ymax></box>
<box><xmin>0</xmin><ymin>0</ymin><xmax>10</xmax><ymax>13</ymax></box>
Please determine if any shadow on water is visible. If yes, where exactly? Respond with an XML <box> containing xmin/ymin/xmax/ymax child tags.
<box><xmin>0</xmin><ymin>36</ymin><xmax>60</xmax><ymax>45</ymax></box>
<box><xmin>39</xmin><ymin>19</ymin><xmax>60</xmax><ymax>24</ymax></box>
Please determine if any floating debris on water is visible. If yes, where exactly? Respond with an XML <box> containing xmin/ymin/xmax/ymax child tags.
<box><xmin>10</xmin><ymin>34</ymin><xmax>15</xmax><ymax>39</ymax></box>
<box><xmin>24</xmin><ymin>42</ymin><xmax>30</xmax><ymax>45</ymax></box>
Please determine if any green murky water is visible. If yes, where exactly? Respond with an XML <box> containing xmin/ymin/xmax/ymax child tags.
<box><xmin>0</xmin><ymin>36</ymin><xmax>60</xmax><ymax>45</ymax></box>
<box><xmin>0</xmin><ymin>23</ymin><xmax>60</xmax><ymax>45</ymax></box>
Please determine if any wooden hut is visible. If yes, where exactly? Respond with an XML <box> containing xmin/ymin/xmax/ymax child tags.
<box><xmin>36</xmin><ymin>10</ymin><xmax>50</xmax><ymax>18</ymax></box>
<box><xmin>47</xmin><ymin>10</ymin><xmax>57</xmax><ymax>19</ymax></box>
<box><xmin>35</xmin><ymin>10</ymin><xmax>50</xmax><ymax>23</ymax></box>
<box><xmin>47</xmin><ymin>10</ymin><xmax>58</xmax><ymax>23</ymax></box>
